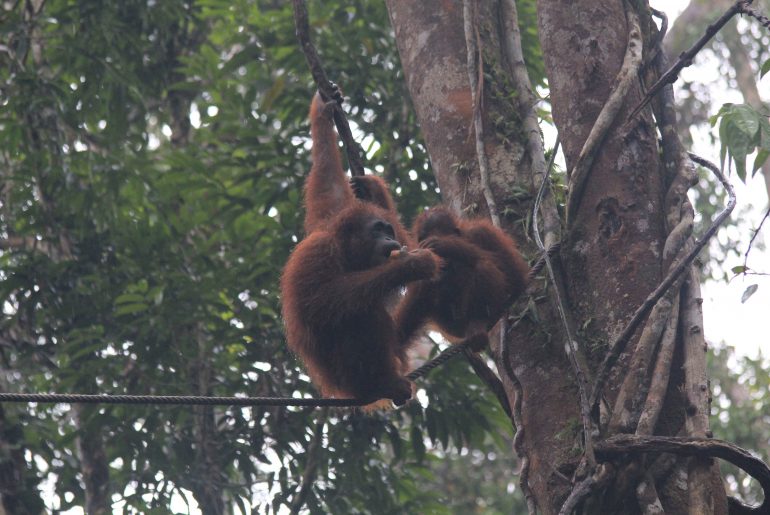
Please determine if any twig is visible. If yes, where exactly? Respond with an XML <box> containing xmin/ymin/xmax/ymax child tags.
<box><xmin>463</xmin><ymin>0</ymin><xmax>499</xmax><ymax>226</ymax></box>
<box><xmin>590</xmin><ymin>153</ymin><xmax>736</xmax><ymax>410</ymax></box>
<box><xmin>628</xmin><ymin>0</ymin><xmax>753</xmax><ymax>121</ymax></box>
<box><xmin>743</xmin><ymin>205</ymin><xmax>770</xmax><ymax>271</ymax></box>
<box><xmin>566</xmin><ymin>5</ymin><xmax>643</xmax><ymax>223</ymax></box>
<box><xmin>741</xmin><ymin>4</ymin><xmax>770</xmax><ymax>28</ymax></box>
<box><xmin>596</xmin><ymin>435</ymin><xmax>770</xmax><ymax>513</ymax></box>
<box><xmin>292</xmin><ymin>0</ymin><xmax>365</xmax><ymax>177</ymax></box>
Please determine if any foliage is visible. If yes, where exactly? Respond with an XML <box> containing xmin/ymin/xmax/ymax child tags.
<box><xmin>709</xmin><ymin>345</ymin><xmax>770</xmax><ymax>506</ymax></box>
<box><xmin>710</xmin><ymin>103</ymin><xmax>770</xmax><ymax>182</ymax></box>
<box><xmin>0</xmin><ymin>0</ymin><xmax>536</xmax><ymax>512</ymax></box>
<box><xmin>1</xmin><ymin>0</ymin><xmax>763</xmax><ymax>512</ymax></box>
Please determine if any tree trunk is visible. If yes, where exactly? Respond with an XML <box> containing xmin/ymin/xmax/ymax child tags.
<box><xmin>74</xmin><ymin>405</ymin><xmax>111</xmax><ymax>515</ymax></box>
<box><xmin>388</xmin><ymin>0</ymin><xmax>731</xmax><ymax>513</ymax></box>
<box><xmin>190</xmin><ymin>326</ymin><xmax>226</xmax><ymax>515</ymax></box>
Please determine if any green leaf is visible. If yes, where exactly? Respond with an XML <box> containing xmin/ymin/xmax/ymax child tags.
<box><xmin>761</xmin><ymin>58</ymin><xmax>770</xmax><ymax>79</ymax></box>
<box><xmin>741</xmin><ymin>284</ymin><xmax>759</xmax><ymax>303</ymax></box>
<box><xmin>114</xmin><ymin>293</ymin><xmax>146</xmax><ymax>305</ymax></box>
<box><xmin>115</xmin><ymin>302</ymin><xmax>148</xmax><ymax>316</ymax></box>
<box><xmin>729</xmin><ymin>104</ymin><xmax>761</xmax><ymax>139</ymax></box>
<box><xmin>731</xmin><ymin>265</ymin><xmax>747</xmax><ymax>275</ymax></box>
<box><xmin>753</xmin><ymin>149</ymin><xmax>769</xmax><ymax>176</ymax></box>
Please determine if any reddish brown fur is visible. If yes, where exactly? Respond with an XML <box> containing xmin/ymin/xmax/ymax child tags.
<box><xmin>303</xmin><ymin>93</ymin><xmax>411</xmax><ymax>246</ymax></box>
<box><xmin>395</xmin><ymin>206</ymin><xmax>529</xmax><ymax>346</ymax></box>
<box><xmin>303</xmin><ymin>93</ymin><xmax>355</xmax><ymax>235</ymax></box>
<box><xmin>350</xmin><ymin>174</ymin><xmax>415</xmax><ymax>252</ymax></box>
<box><xmin>281</xmin><ymin>205</ymin><xmax>439</xmax><ymax>402</ymax></box>
<box><xmin>350</xmin><ymin>175</ymin><xmax>395</xmax><ymax>212</ymax></box>
<box><xmin>281</xmin><ymin>92</ymin><xmax>439</xmax><ymax>404</ymax></box>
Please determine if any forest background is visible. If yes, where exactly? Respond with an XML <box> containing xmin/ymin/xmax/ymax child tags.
<box><xmin>1</xmin><ymin>0</ymin><xmax>769</xmax><ymax>513</ymax></box>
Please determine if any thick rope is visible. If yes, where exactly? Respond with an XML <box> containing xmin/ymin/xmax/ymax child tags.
<box><xmin>405</xmin><ymin>335</ymin><xmax>479</xmax><ymax>381</ymax></box>
<box><xmin>527</xmin><ymin>241</ymin><xmax>561</xmax><ymax>279</ymax></box>
<box><xmin>0</xmin><ymin>393</ymin><xmax>372</xmax><ymax>407</ymax></box>
<box><xmin>0</xmin><ymin>337</ymin><xmax>477</xmax><ymax>408</ymax></box>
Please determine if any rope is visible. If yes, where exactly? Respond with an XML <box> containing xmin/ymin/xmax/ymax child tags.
<box><xmin>527</xmin><ymin>241</ymin><xmax>562</xmax><ymax>279</ymax></box>
<box><xmin>405</xmin><ymin>336</ymin><xmax>478</xmax><ymax>381</ymax></box>
<box><xmin>0</xmin><ymin>392</ymin><xmax>372</xmax><ymax>407</ymax></box>
<box><xmin>0</xmin><ymin>337</ymin><xmax>478</xmax><ymax>408</ymax></box>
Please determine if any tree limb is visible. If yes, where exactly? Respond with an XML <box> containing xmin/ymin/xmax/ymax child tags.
<box><xmin>500</xmin><ymin>0</ymin><xmax>560</xmax><ymax>248</ymax></box>
<box><xmin>590</xmin><ymin>154</ymin><xmax>736</xmax><ymax>411</ymax></box>
<box><xmin>628</xmin><ymin>0</ymin><xmax>753</xmax><ymax>120</ymax></box>
<box><xmin>596</xmin><ymin>435</ymin><xmax>770</xmax><ymax>513</ymax></box>
<box><xmin>292</xmin><ymin>0</ymin><xmax>365</xmax><ymax>177</ymax></box>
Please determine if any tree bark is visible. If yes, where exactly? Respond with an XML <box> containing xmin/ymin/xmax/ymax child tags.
<box><xmin>389</xmin><ymin>0</ymin><xmax>731</xmax><ymax>513</ymax></box>
<box><xmin>189</xmin><ymin>325</ymin><xmax>225</xmax><ymax>515</ymax></box>
<box><xmin>386</xmin><ymin>0</ymin><xmax>577</xmax><ymax>511</ymax></box>
<box><xmin>74</xmin><ymin>405</ymin><xmax>111</xmax><ymax>515</ymax></box>
<box><xmin>385</xmin><ymin>1</ymin><xmax>528</xmax><ymax>216</ymax></box>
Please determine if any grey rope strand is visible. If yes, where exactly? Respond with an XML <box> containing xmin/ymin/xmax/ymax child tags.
<box><xmin>405</xmin><ymin>335</ymin><xmax>480</xmax><ymax>381</ymax></box>
<box><xmin>0</xmin><ymin>337</ymin><xmax>478</xmax><ymax>408</ymax></box>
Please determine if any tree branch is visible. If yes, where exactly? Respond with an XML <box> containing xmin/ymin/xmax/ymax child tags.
<box><xmin>607</xmin><ymin>274</ymin><xmax>684</xmax><ymax>434</ymax></box>
<box><xmin>292</xmin><ymin>0</ymin><xmax>365</xmax><ymax>177</ymax></box>
<box><xmin>634</xmin><ymin>295</ymin><xmax>679</xmax><ymax>436</ymax></box>
<box><xmin>499</xmin><ymin>323</ymin><xmax>537</xmax><ymax>514</ymax></box>
<box><xmin>596</xmin><ymin>435</ymin><xmax>770</xmax><ymax>513</ymax></box>
<box><xmin>628</xmin><ymin>0</ymin><xmax>753</xmax><ymax>120</ymax></box>
<box><xmin>557</xmin><ymin>464</ymin><xmax>612</xmax><ymax>515</ymax></box>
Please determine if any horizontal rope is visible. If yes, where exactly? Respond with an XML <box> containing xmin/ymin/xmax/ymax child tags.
<box><xmin>0</xmin><ymin>392</ymin><xmax>377</xmax><ymax>407</ymax></box>
<box><xmin>0</xmin><ymin>337</ymin><xmax>477</xmax><ymax>408</ymax></box>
